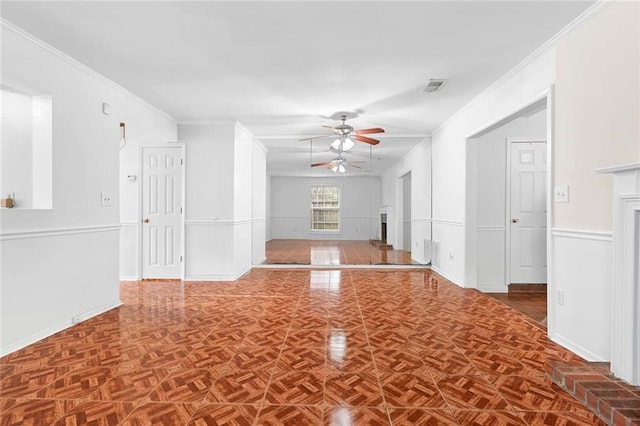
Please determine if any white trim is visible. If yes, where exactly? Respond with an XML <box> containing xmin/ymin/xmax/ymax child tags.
<box><xmin>256</xmin><ymin>133</ymin><xmax>429</xmax><ymax>141</ymax></box>
<box><xmin>1</xmin><ymin>18</ymin><xmax>176</xmax><ymax>124</ymax></box>
<box><xmin>185</xmin><ymin>265</ymin><xmax>252</xmax><ymax>282</ymax></box>
<box><xmin>0</xmin><ymin>299</ymin><xmax>121</xmax><ymax>356</ymax></box>
<box><xmin>549</xmin><ymin>331</ymin><xmax>608</xmax><ymax>363</ymax></box>
<box><xmin>477</xmin><ymin>285</ymin><xmax>508</xmax><ymax>293</ymax></box>
<box><xmin>119</xmin><ymin>275</ymin><xmax>139</xmax><ymax>281</ymax></box>
<box><xmin>253</xmin><ymin>138</ymin><xmax>269</xmax><ymax>153</ymax></box>
<box><xmin>185</xmin><ymin>219</ymin><xmax>254</xmax><ymax>225</ymax></box>
<box><xmin>253</xmin><ymin>264</ymin><xmax>431</xmax><ymax>270</ymax></box>
<box><xmin>0</xmin><ymin>224</ymin><xmax>120</xmax><ymax>241</ymax></box>
<box><xmin>462</xmin><ymin>88</ymin><xmax>553</xmax><ymax>321</ymax></box>
<box><xmin>551</xmin><ymin>228</ymin><xmax>613</xmax><ymax>242</ymax></box>
<box><xmin>546</xmin><ymin>87</ymin><xmax>556</xmax><ymax>337</ymax></box>
<box><xmin>466</xmin><ymin>91</ymin><xmax>550</xmax><ymax>140</ymax></box>
<box><xmin>120</xmin><ymin>221</ymin><xmax>137</xmax><ymax>227</ymax></box>
<box><xmin>611</xmin><ymin>196</ymin><xmax>640</xmax><ymax>385</ymax></box>
<box><xmin>430</xmin><ymin>265</ymin><xmax>464</xmax><ymax>288</ymax></box>
<box><xmin>477</xmin><ymin>226</ymin><xmax>506</xmax><ymax>232</ymax></box>
<box><xmin>595</xmin><ymin>162</ymin><xmax>640</xmax><ymax>175</ymax></box>
<box><xmin>431</xmin><ymin>219</ymin><xmax>463</xmax><ymax>227</ymax></box>
<box><xmin>434</xmin><ymin>1</ymin><xmax>607</xmax><ymax>137</ymax></box>
<box><xmin>412</xmin><ymin>218</ymin><xmax>431</xmax><ymax>223</ymax></box>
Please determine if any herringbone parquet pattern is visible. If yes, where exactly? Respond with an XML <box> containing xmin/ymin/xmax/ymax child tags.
<box><xmin>0</xmin><ymin>269</ymin><xmax>607</xmax><ymax>425</ymax></box>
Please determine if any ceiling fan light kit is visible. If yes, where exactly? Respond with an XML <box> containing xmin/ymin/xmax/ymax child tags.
<box><xmin>305</xmin><ymin>114</ymin><xmax>385</xmax><ymax>174</ymax></box>
<box><xmin>331</xmin><ymin>137</ymin><xmax>355</xmax><ymax>152</ymax></box>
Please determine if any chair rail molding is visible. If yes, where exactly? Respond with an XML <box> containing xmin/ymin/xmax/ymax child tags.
<box><xmin>596</xmin><ymin>162</ymin><xmax>640</xmax><ymax>386</ymax></box>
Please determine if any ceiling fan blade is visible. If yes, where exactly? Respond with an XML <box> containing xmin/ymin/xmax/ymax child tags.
<box><xmin>355</xmin><ymin>127</ymin><xmax>385</xmax><ymax>135</ymax></box>
<box><xmin>354</xmin><ymin>135</ymin><xmax>380</xmax><ymax>145</ymax></box>
<box><xmin>322</xmin><ymin>125</ymin><xmax>339</xmax><ymax>132</ymax></box>
<box><xmin>311</xmin><ymin>161</ymin><xmax>333</xmax><ymax>167</ymax></box>
<box><xmin>299</xmin><ymin>134</ymin><xmax>333</xmax><ymax>141</ymax></box>
<box><xmin>348</xmin><ymin>163</ymin><xmax>363</xmax><ymax>169</ymax></box>
<box><xmin>348</xmin><ymin>160</ymin><xmax>367</xmax><ymax>164</ymax></box>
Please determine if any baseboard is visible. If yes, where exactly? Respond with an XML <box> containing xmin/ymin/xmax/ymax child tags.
<box><xmin>0</xmin><ymin>299</ymin><xmax>122</xmax><ymax>357</ymax></box>
<box><xmin>185</xmin><ymin>265</ymin><xmax>252</xmax><ymax>282</ymax></box>
<box><xmin>549</xmin><ymin>331</ymin><xmax>608</xmax><ymax>362</ymax></box>
<box><xmin>430</xmin><ymin>266</ymin><xmax>464</xmax><ymax>288</ymax></box>
<box><xmin>119</xmin><ymin>275</ymin><xmax>139</xmax><ymax>281</ymax></box>
<box><xmin>478</xmin><ymin>285</ymin><xmax>509</xmax><ymax>293</ymax></box>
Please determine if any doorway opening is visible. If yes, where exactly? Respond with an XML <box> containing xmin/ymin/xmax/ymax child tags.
<box><xmin>464</xmin><ymin>92</ymin><xmax>552</xmax><ymax>329</ymax></box>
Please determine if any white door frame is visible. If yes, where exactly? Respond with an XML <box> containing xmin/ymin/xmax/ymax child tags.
<box><xmin>464</xmin><ymin>87</ymin><xmax>555</xmax><ymax>334</ymax></box>
<box><xmin>504</xmin><ymin>139</ymin><xmax>547</xmax><ymax>287</ymax></box>
<box><xmin>138</xmin><ymin>144</ymin><xmax>186</xmax><ymax>280</ymax></box>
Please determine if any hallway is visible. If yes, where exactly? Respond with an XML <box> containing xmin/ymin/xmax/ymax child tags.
<box><xmin>0</xmin><ymin>269</ymin><xmax>604</xmax><ymax>425</ymax></box>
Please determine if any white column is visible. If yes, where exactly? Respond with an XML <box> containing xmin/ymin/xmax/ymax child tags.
<box><xmin>596</xmin><ymin>163</ymin><xmax>640</xmax><ymax>386</ymax></box>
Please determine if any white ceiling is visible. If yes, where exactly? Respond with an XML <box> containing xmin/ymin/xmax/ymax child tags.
<box><xmin>1</xmin><ymin>1</ymin><xmax>593</xmax><ymax>177</ymax></box>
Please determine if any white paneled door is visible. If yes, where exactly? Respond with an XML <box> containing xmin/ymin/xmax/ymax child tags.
<box><xmin>142</xmin><ymin>147</ymin><xmax>182</xmax><ymax>279</ymax></box>
<box><xmin>510</xmin><ymin>141</ymin><xmax>547</xmax><ymax>284</ymax></box>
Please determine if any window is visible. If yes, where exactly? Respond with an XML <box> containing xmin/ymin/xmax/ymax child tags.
<box><xmin>310</xmin><ymin>186</ymin><xmax>340</xmax><ymax>231</ymax></box>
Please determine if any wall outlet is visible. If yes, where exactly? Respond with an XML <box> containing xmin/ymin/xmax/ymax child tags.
<box><xmin>100</xmin><ymin>192</ymin><xmax>112</xmax><ymax>206</ymax></box>
<box><xmin>449</xmin><ymin>252</ymin><xmax>455</xmax><ymax>262</ymax></box>
<box><xmin>71</xmin><ymin>314</ymin><xmax>83</xmax><ymax>324</ymax></box>
<box><xmin>556</xmin><ymin>289</ymin><xmax>564</xmax><ymax>305</ymax></box>
<box><xmin>554</xmin><ymin>185</ymin><xmax>569</xmax><ymax>203</ymax></box>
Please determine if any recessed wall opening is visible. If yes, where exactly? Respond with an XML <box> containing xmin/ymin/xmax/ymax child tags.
<box><xmin>1</xmin><ymin>84</ymin><xmax>53</xmax><ymax>209</ymax></box>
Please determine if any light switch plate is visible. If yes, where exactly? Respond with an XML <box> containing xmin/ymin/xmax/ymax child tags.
<box><xmin>554</xmin><ymin>184</ymin><xmax>569</xmax><ymax>203</ymax></box>
<box><xmin>101</xmin><ymin>192</ymin><xmax>112</xmax><ymax>206</ymax></box>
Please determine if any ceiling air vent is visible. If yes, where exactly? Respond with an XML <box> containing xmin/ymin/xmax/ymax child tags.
<box><xmin>423</xmin><ymin>79</ymin><xmax>448</xmax><ymax>93</ymax></box>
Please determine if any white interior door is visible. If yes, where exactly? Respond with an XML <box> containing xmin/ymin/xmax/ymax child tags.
<box><xmin>142</xmin><ymin>147</ymin><xmax>182</xmax><ymax>279</ymax></box>
<box><xmin>510</xmin><ymin>141</ymin><xmax>547</xmax><ymax>284</ymax></box>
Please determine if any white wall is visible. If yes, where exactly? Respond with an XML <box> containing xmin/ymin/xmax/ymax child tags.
<box><xmin>550</xmin><ymin>1</ymin><xmax>639</xmax><ymax>361</ymax></box>
<box><xmin>180</xmin><ymin>122</ymin><xmax>236</xmax><ymax>280</ymax></box>
<box><xmin>266</xmin><ymin>173</ymin><xmax>272</xmax><ymax>242</ymax></box>
<box><xmin>470</xmin><ymin>107</ymin><xmax>547</xmax><ymax>292</ymax></box>
<box><xmin>402</xmin><ymin>173</ymin><xmax>411</xmax><ymax>251</ymax></box>
<box><xmin>118</xmin><ymin>115</ymin><xmax>180</xmax><ymax>280</ymax></box>
<box><xmin>555</xmin><ymin>1</ymin><xmax>639</xmax><ymax>230</ymax></box>
<box><xmin>0</xmin><ymin>21</ymin><xmax>177</xmax><ymax>355</ymax></box>
<box><xmin>252</xmin><ymin>140</ymin><xmax>267</xmax><ymax>264</ymax></box>
<box><xmin>429</xmin><ymin>47</ymin><xmax>557</xmax><ymax>286</ymax></box>
<box><xmin>178</xmin><ymin>121</ymin><xmax>265</xmax><ymax>280</ymax></box>
<box><xmin>270</xmin><ymin>176</ymin><xmax>381</xmax><ymax>240</ymax></box>
<box><xmin>381</xmin><ymin>139</ymin><xmax>432</xmax><ymax>264</ymax></box>
<box><xmin>403</xmin><ymin>1</ymin><xmax>636</xmax><ymax>362</ymax></box>
<box><xmin>1</xmin><ymin>90</ymin><xmax>33</xmax><ymax>208</ymax></box>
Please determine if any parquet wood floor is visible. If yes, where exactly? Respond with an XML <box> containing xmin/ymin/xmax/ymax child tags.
<box><xmin>0</xmin><ymin>270</ymin><xmax>606</xmax><ymax>425</ymax></box>
<box><xmin>486</xmin><ymin>292</ymin><xmax>547</xmax><ymax>328</ymax></box>
<box><xmin>264</xmin><ymin>239</ymin><xmax>418</xmax><ymax>265</ymax></box>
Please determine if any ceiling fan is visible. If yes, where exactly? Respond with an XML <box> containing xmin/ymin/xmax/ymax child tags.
<box><xmin>301</xmin><ymin>114</ymin><xmax>385</xmax><ymax>147</ymax></box>
<box><xmin>311</xmin><ymin>156</ymin><xmax>366</xmax><ymax>174</ymax></box>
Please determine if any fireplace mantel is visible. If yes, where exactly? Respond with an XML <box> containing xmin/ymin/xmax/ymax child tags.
<box><xmin>596</xmin><ymin>162</ymin><xmax>640</xmax><ymax>386</ymax></box>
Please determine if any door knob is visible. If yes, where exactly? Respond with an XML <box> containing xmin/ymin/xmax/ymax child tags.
<box><xmin>143</xmin><ymin>218</ymin><xmax>149</xmax><ymax>223</ymax></box>
<box><xmin>512</xmin><ymin>218</ymin><xmax>519</xmax><ymax>223</ymax></box>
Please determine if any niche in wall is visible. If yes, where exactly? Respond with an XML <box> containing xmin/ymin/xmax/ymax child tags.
<box><xmin>0</xmin><ymin>84</ymin><xmax>53</xmax><ymax>209</ymax></box>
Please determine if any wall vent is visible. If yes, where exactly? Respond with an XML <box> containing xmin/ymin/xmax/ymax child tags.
<box><xmin>423</xmin><ymin>79</ymin><xmax>448</xmax><ymax>93</ymax></box>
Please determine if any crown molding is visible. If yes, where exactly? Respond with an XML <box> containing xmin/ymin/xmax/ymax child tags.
<box><xmin>432</xmin><ymin>0</ymin><xmax>609</xmax><ymax>136</ymax></box>
<box><xmin>1</xmin><ymin>18</ymin><xmax>177</xmax><ymax>125</ymax></box>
